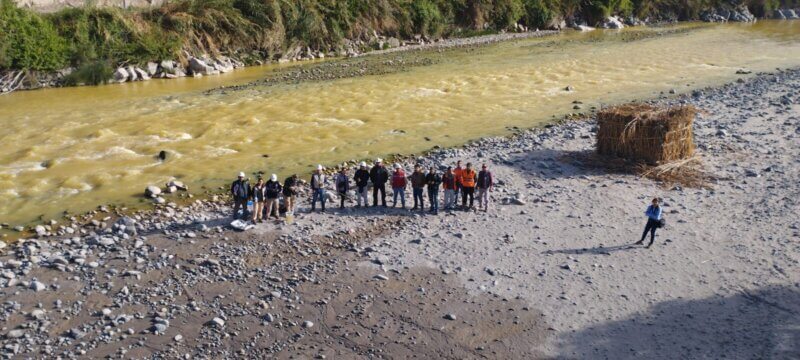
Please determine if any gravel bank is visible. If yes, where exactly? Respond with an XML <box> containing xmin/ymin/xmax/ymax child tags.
<box><xmin>1</xmin><ymin>68</ymin><xmax>798</xmax><ymax>358</ymax></box>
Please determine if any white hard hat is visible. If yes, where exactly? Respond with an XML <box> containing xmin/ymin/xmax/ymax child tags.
<box><xmin>376</xmin><ymin>158</ymin><xmax>383</xmax><ymax>163</ymax></box>
<box><xmin>238</xmin><ymin>172</ymin><xmax>245</xmax><ymax>177</ymax></box>
<box><xmin>394</xmin><ymin>163</ymin><xmax>401</xmax><ymax>169</ymax></box>
<box><xmin>271</xmin><ymin>174</ymin><xmax>277</xmax><ymax>181</ymax></box>
<box><xmin>360</xmin><ymin>161</ymin><xmax>367</xmax><ymax>167</ymax></box>
<box><xmin>317</xmin><ymin>164</ymin><xmax>323</xmax><ymax>171</ymax></box>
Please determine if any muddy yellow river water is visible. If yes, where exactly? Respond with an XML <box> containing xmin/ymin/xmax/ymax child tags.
<box><xmin>1</xmin><ymin>21</ymin><xmax>799</xmax><ymax>227</ymax></box>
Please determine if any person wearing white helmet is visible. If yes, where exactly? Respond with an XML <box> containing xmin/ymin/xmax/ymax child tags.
<box><xmin>354</xmin><ymin>161</ymin><xmax>370</xmax><ymax>207</ymax></box>
<box><xmin>310</xmin><ymin>164</ymin><xmax>327</xmax><ymax>212</ymax></box>
<box><xmin>264</xmin><ymin>173</ymin><xmax>283</xmax><ymax>220</ymax></box>
<box><xmin>391</xmin><ymin>163</ymin><xmax>407</xmax><ymax>209</ymax></box>
<box><xmin>230</xmin><ymin>172</ymin><xmax>250</xmax><ymax>219</ymax></box>
<box><xmin>369</xmin><ymin>158</ymin><xmax>389</xmax><ymax>207</ymax></box>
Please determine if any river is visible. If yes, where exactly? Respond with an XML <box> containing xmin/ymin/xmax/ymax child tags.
<box><xmin>1</xmin><ymin>21</ymin><xmax>799</xmax><ymax>229</ymax></box>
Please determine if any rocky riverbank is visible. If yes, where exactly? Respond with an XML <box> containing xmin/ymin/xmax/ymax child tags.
<box><xmin>1</xmin><ymin>66</ymin><xmax>798</xmax><ymax>358</ymax></box>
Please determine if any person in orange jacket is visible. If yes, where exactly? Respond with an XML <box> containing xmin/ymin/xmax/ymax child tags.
<box><xmin>460</xmin><ymin>162</ymin><xmax>477</xmax><ymax>210</ymax></box>
<box><xmin>453</xmin><ymin>160</ymin><xmax>464</xmax><ymax>207</ymax></box>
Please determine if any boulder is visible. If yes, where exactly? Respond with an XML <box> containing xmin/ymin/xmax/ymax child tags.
<box><xmin>146</xmin><ymin>62</ymin><xmax>159</xmax><ymax>76</ymax></box>
<box><xmin>600</xmin><ymin>16</ymin><xmax>625</xmax><ymax>29</ymax></box>
<box><xmin>113</xmin><ymin>67</ymin><xmax>129</xmax><ymax>83</ymax></box>
<box><xmin>786</xmin><ymin>9</ymin><xmax>800</xmax><ymax>19</ymax></box>
<box><xmin>134</xmin><ymin>67</ymin><xmax>150</xmax><ymax>81</ymax></box>
<box><xmin>547</xmin><ymin>17</ymin><xmax>567</xmax><ymax>30</ymax></box>
<box><xmin>386</xmin><ymin>37</ymin><xmax>401</xmax><ymax>48</ymax></box>
<box><xmin>126</xmin><ymin>65</ymin><xmax>138</xmax><ymax>81</ymax></box>
<box><xmin>160</xmin><ymin>60</ymin><xmax>175</xmax><ymax>74</ymax></box>
<box><xmin>188</xmin><ymin>57</ymin><xmax>215</xmax><ymax>76</ymax></box>
<box><xmin>145</xmin><ymin>186</ymin><xmax>162</xmax><ymax>198</ymax></box>
<box><xmin>230</xmin><ymin>220</ymin><xmax>254</xmax><ymax>231</ymax></box>
<box><xmin>167</xmin><ymin>180</ymin><xmax>188</xmax><ymax>191</ymax></box>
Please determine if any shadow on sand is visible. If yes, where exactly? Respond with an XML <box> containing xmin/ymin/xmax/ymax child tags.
<box><xmin>558</xmin><ymin>285</ymin><xmax>800</xmax><ymax>359</ymax></box>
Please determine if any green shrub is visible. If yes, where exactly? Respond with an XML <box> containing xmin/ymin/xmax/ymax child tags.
<box><xmin>522</xmin><ymin>0</ymin><xmax>557</xmax><ymax>28</ymax></box>
<box><xmin>0</xmin><ymin>0</ymin><xmax>68</xmax><ymax>70</ymax></box>
<box><xmin>62</xmin><ymin>60</ymin><xmax>113</xmax><ymax>85</ymax></box>
<box><xmin>408</xmin><ymin>0</ymin><xmax>445</xmax><ymax>37</ymax></box>
<box><xmin>493</xmin><ymin>0</ymin><xmax>525</xmax><ymax>29</ymax></box>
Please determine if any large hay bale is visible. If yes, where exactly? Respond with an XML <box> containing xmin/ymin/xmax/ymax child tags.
<box><xmin>596</xmin><ymin>103</ymin><xmax>696</xmax><ymax>164</ymax></box>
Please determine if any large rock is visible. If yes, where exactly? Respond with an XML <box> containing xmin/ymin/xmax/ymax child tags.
<box><xmin>146</xmin><ymin>62</ymin><xmax>159</xmax><ymax>76</ymax></box>
<box><xmin>386</xmin><ymin>37</ymin><xmax>401</xmax><ymax>48</ymax></box>
<box><xmin>145</xmin><ymin>185</ymin><xmax>162</xmax><ymax>198</ymax></box>
<box><xmin>547</xmin><ymin>17</ymin><xmax>567</xmax><ymax>30</ymax></box>
<box><xmin>113</xmin><ymin>67</ymin><xmax>129</xmax><ymax>83</ymax></box>
<box><xmin>133</xmin><ymin>67</ymin><xmax>150</xmax><ymax>81</ymax></box>
<box><xmin>188</xmin><ymin>57</ymin><xmax>216</xmax><ymax>76</ymax></box>
<box><xmin>230</xmin><ymin>220</ymin><xmax>254</xmax><ymax>231</ymax></box>
<box><xmin>160</xmin><ymin>60</ymin><xmax>175</xmax><ymax>74</ymax></box>
<box><xmin>126</xmin><ymin>65</ymin><xmax>138</xmax><ymax>81</ymax></box>
<box><xmin>600</xmin><ymin>16</ymin><xmax>624</xmax><ymax>29</ymax></box>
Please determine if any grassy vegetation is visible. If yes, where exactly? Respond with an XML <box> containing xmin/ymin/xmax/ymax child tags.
<box><xmin>0</xmin><ymin>0</ymin><xmax>795</xmax><ymax>75</ymax></box>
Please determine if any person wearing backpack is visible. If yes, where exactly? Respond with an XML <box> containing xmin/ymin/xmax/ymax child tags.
<box><xmin>354</xmin><ymin>162</ymin><xmax>370</xmax><ymax>207</ymax></box>
<box><xmin>391</xmin><ymin>164</ymin><xmax>407</xmax><ymax>209</ymax></box>
<box><xmin>335</xmin><ymin>167</ymin><xmax>350</xmax><ymax>209</ymax></box>
<box><xmin>476</xmin><ymin>164</ymin><xmax>493</xmax><ymax>212</ymax></box>
<box><xmin>231</xmin><ymin>172</ymin><xmax>250</xmax><ymax>219</ymax></box>
<box><xmin>264</xmin><ymin>174</ymin><xmax>282</xmax><ymax>220</ymax></box>
<box><xmin>425</xmin><ymin>166</ymin><xmax>442</xmax><ymax>214</ymax></box>
<box><xmin>370</xmin><ymin>158</ymin><xmax>389</xmax><ymax>207</ymax></box>
<box><xmin>282</xmin><ymin>174</ymin><xmax>299</xmax><ymax>215</ymax></box>
<box><xmin>635</xmin><ymin>198</ymin><xmax>664</xmax><ymax>248</ymax></box>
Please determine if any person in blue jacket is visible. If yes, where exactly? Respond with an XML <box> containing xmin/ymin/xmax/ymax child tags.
<box><xmin>635</xmin><ymin>198</ymin><xmax>663</xmax><ymax>248</ymax></box>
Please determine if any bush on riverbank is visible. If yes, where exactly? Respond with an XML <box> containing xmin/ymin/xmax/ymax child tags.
<box><xmin>2</xmin><ymin>0</ymin><xmax>797</xmax><ymax>75</ymax></box>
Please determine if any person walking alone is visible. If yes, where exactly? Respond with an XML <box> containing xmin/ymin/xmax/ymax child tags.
<box><xmin>335</xmin><ymin>167</ymin><xmax>350</xmax><ymax>209</ymax></box>
<box><xmin>391</xmin><ymin>164</ymin><xmax>407</xmax><ymax>209</ymax></box>
<box><xmin>460</xmin><ymin>163</ymin><xmax>477</xmax><ymax>210</ymax></box>
<box><xmin>476</xmin><ymin>164</ymin><xmax>493</xmax><ymax>212</ymax></box>
<box><xmin>282</xmin><ymin>174</ymin><xmax>299</xmax><ymax>215</ymax></box>
<box><xmin>426</xmin><ymin>166</ymin><xmax>442</xmax><ymax>214</ymax></box>
<box><xmin>264</xmin><ymin>174</ymin><xmax>282</xmax><ymax>220</ymax></box>
<box><xmin>310</xmin><ymin>165</ymin><xmax>327</xmax><ymax>212</ymax></box>
<box><xmin>442</xmin><ymin>167</ymin><xmax>456</xmax><ymax>210</ymax></box>
<box><xmin>370</xmin><ymin>159</ymin><xmax>389</xmax><ymax>207</ymax></box>
<box><xmin>354</xmin><ymin>162</ymin><xmax>370</xmax><ymax>207</ymax></box>
<box><xmin>250</xmin><ymin>176</ymin><xmax>266</xmax><ymax>222</ymax></box>
<box><xmin>231</xmin><ymin>172</ymin><xmax>250</xmax><ymax>220</ymax></box>
<box><xmin>410</xmin><ymin>164</ymin><xmax>426</xmax><ymax>211</ymax></box>
<box><xmin>635</xmin><ymin>198</ymin><xmax>663</xmax><ymax>248</ymax></box>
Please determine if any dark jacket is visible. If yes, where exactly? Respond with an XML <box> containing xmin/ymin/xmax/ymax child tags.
<box><xmin>283</xmin><ymin>176</ymin><xmax>298</xmax><ymax>196</ymax></box>
<box><xmin>442</xmin><ymin>173</ymin><xmax>456</xmax><ymax>190</ymax></box>
<box><xmin>231</xmin><ymin>179</ymin><xmax>250</xmax><ymax>200</ymax></box>
<box><xmin>426</xmin><ymin>172</ymin><xmax>442</xmax><ymax>189</ymax></box>
<box><xmin>370</xmin><ymin>165</ymin><xmax>389</xmax><ymax>185</ymax></box>
<box><xmin>335</xmin><ymin>173</ymin><xmax>350</xmax><ymax>193</ymax></box>
<box><xmin>477</xmin><ymin>170</ymin><xmax>493</xmax><ymax>189</ymax></box>
<box><xmin>265</xmin><ymin>180</ymin><xmax>282</xmax><ymax>199</ymax></box>
<box><xmin>354</xmin><ymin>169</ymin><xmax>370</xmax><ymax>188</ymax></box>
<box><xmin>251</xmin><ymin>183</ymin><xmax>266</xmax><ymax>202</ymax></box>
<box><xmin>410</xmin><ymin>171</ymin><xmax>426</xmax><ymax>188</ymax></box>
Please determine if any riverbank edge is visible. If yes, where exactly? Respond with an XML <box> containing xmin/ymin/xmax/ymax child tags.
<box><xmin>2</xmin><ymin>66</ymin><xmax>794</xmax><ymax>243</ymax></box>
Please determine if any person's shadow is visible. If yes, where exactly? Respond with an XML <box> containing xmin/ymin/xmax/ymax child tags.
<box><xmin>542</xmin><ymin>244</ymin><xmax>638</xmax><ymax>256</ymax></box>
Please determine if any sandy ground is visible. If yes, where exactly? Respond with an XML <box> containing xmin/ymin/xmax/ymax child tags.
<box><xmin>0</xmin><ymin>69</ymin><xmax>798</xmax><ymax>359</ymax></box>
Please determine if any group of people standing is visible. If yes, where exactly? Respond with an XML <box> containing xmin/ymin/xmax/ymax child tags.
<box><xmin>230</xmin><ymin>158</ymin><xmax>493</xmax><ymax>222</ymax></box>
